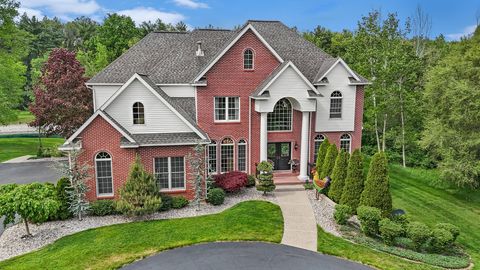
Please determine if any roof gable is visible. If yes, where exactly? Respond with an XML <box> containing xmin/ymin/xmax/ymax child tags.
<box><xmin>315</xmin><ymin>58</ymin><xmax>360</xmax><ymax>83</ymax></box>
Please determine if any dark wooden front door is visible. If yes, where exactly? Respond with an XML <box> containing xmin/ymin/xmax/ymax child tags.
<box><xmin>267</xmin><ymin>142</ymin><xmax>291</xmax><ymax>170</ymax></box>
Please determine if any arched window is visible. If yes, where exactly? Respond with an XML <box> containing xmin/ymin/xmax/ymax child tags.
<box><xmin>132</xmin><ymin>102</ymin><xmax>145</xmax><ymax>124</ymax></box>
<box><xmin>243</xmin><ymin>48</ymin><xmax>254</xmax><ymax>70</ymax></box>
<box><xmin>340</xmin><ymin>134</ymin><xmax>351</xmax><ymax>153</ymax></box>
<box><xmin>95</xmin><ymin>152</ymin><xmax>113</xmax><ymax>196</ymax></box>
<box><xmin>329</xmin><ymin>91</ymin><xmax>342</xmax><ymax>119</ymax></box>
<box><xmin>221</xmin><ymin>137</ymin><xmax>234</xmax><ymax>172</ymax></box>
<box><xmin>268</xmin><ymin>98</ymin><xmax>292</xmax><ymax>131</ymax></box>
<box><xmin>237</xmin><ymin>139</ymin><xmax>247</xmax><ymax>172</ymax></box>
<box><xmin>313</xmin><ymin>134</ymin><xmax>325</xmax><ymax>161</ymax></box>
<box><xmin>207</xmin><ymin>140</ymin><xmax>217</xmax><ymax>174</ymax></box>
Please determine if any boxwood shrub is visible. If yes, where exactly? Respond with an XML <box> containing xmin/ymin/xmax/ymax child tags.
<box><xmin>430</xmin><ymin>228</ymin><xmax>454</xmax><ymax>252</ymax></box>
<box><xmin>407</xmin><ymin>221</ymin><xmax>431</xmax><ymax>251</ymax></box>
<box><xmin>379</xmin><ymin>218</ymin><xmax>404</xmax><ymax>245</ymax></box>
<box><xmin>172</xmin><ymin>196</ymin><xmax>189</xmax><ymax>209</ymax></box>
<box><xmin>435</xmin><ymin>223</ymin><xmax>460</xmax><ymax>242</ymax></box>
<box><xmin>357</xmin><ymin>205</ymin><xmax>382</xmax><ymax>236</ymax></box>
<box><xmin>246</xmin><ymin>175</ymin><xmax>256</xmax><ymax>187</ymax></box>
<box><xmin>334</xmin><ymin>204</ymin><xmax>352</xmax><ymax>225</ymax></box>
<box><xmin>159</xmin><ymin>193</ymin><xmax>173</xmax><ymax>211</ymax></box>
<box><xmin>89</xmin><ymin>200</ymin><xmax>116</xmax><ymax>216</ymax></box>
<box><xmin>207</xmin><ymin>188</ymin><xmax>225</xmax><ymax>205</ymax></box>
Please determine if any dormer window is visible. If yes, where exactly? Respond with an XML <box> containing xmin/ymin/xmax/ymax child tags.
<box><xmin>133</xmin><ymin>102</ymin><xmax>145</xmax><ymax>124</ymax></box>
<box><xmin>243</xmin><ymin>48</ymin><xmax>254</xmax><ymax>70</ymax></box>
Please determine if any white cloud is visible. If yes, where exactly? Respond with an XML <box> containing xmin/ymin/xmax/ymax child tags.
<box><xmin>17</xmin><ymin>7</ymin><xmax>43</xmax><ymax>18</ymax></box>
<box><xmin>118</xmin><ymin>7</ymin><xmax>185</xmax><ymax>25</ymax></box>
<box><xmin>446</xmin><ymin>24</ymin><xmax>477</xmax><ymax>40</ymax></box>
<box><xmin>20</xmin><ymin>0</ymin><xmax>101</xmax><ymax>16</ymax></box>
<box><xmin>173</xmin><ymin>0</ymin><xmax>209</xmax><ymax>9</ymax></box>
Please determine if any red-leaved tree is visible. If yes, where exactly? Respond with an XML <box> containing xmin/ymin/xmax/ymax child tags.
<box><xmin>29</xmin><ymin>48</ymin><xmax>93</xmax><ymax>138</ymax></box>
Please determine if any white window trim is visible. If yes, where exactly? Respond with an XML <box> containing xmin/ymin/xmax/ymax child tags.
<box><xmin>267</xmin><ymin>99</ymin><xmax>293</xmax><ymax>132</ymax></box>
<box><xmin>313</xmin><ymin>134</ymin><xmax>326</xmax><ymax>161</ymax></box>
<box><xmin>207</xmin><ymin>141</ymin><xmax>218</xmax><ymax>174</ymax></box>
<box><xmin>329</xmin><ymin>91</ymin><xmax>343</xmax><ymax>120</ymax></box>
<box><xmin>340</xmin><ymin>134</ymin><xmax>352</xmax><ymax>153</ymax></box>
<box><xmin>243</xmin><ymin>48</ymin><xmax>255</xmax><ymax>70</ymax></box>
<box><xmin>220</xmin><ymin>138</ymin><xmax>235</xmax><ymax>173</ymax></box>
<box><xmin>154</xmin><ymin>157</ymin><xmax>186</xmax><ymax>191</ymax></box>
<box><xmin>237</xmin><ymin>139</ymin><xmax>247</xmax><ymax>172</ymax></box>
<box><xmin>132</xmin><ymin>101</ymin><xmax>146</xmax><ymax>125</ymax></box>
<box><xmin>95</xmin><ymin>152</ymin><xmax>114</xmax><ymax>197</ymax></box>
<box><xmin>214</xmin><ymin>96</ymin><xmax>241</xmax><ymax>123</ymax></box>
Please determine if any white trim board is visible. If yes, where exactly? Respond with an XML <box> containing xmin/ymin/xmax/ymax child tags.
<box><xmin>317</xmin><ymin>58</ymin><xmax>360</xmax><ymax>82</ymax></box>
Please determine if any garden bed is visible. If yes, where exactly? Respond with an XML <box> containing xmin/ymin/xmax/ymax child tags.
<box><xmin>0</xmin><ymin>188</ymin><xmax>276</xmax><ymax>261</ymax></box>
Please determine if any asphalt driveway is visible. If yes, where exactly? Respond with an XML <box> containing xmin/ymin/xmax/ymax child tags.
<box><xmin>121</xmin><ymin>242</ymin><xmax>373</xmax><ymax>270</ymax></box>
<box><xmin>0</xmin><ymin>161</ymin><xmax>64</xmax><ymax>184</ymax></box>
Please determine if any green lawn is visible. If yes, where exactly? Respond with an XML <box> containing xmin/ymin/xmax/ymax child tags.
<box><xmin>0</xmin><ymin>201</ymin><xmax>284</xmax><ymax>270</ymax></box>
<box><xmin>0</xmin><ymin>137</ymin><xmax>64</xmax><ymax>162</ymax></box>
<box><xmin>4</xmin><ymin>111</ymin><xmax>35</xmax><ymax>125</ymax></box>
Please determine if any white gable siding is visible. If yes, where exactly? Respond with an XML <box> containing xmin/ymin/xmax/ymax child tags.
<box><xmin>104</xmin><ymin>79</ymin><xmax>192</xmax><ymax>134</ymax></box>
<box><xmin>160</xmin><ymin>85</ymin><xmax>195</xmax><ymax>97</ymax></box>
<box><xmin>255</xmin><ymin>66</ymin><xmax>316</xmax><ymax>112</ymax></box>
<box><xmin>315</xmin><ymin>64</ymin><xmax>356</xmax><ymax>132</ymax></box>
<box><xmin>93</xmin><ymin>85</ymin><xmax>121</xmax><ymax>110</ymax></box>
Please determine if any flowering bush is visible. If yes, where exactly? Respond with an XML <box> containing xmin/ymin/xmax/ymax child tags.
<box><xmin>213</xmin><ymin>171</ymin><xmax>248</xmax><ymax>192</ymax></box>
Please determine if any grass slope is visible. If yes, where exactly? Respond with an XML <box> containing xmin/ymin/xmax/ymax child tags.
<box><xmin>0</xmin><ymin>201</ymin><xmax>283</xmax><ymax>270</ymax></box>
<box><xmin>0</xmin><ymin>138</ymin><xmax>64</xmax><ymax>162</ymax></box>
<box><xmin>3</xmin><ymin>111</ymin><xmax>35</xmax><ymax>125</ymax></box>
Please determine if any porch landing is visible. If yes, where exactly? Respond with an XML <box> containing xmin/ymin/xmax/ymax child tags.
<box><xmin>273</xmin><ymin>171</ymin><xmax>306</xmax><ymax>185</ymax></box>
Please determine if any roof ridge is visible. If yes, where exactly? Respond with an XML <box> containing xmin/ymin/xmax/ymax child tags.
<box><xmin>194</xmin><ymin>28</ymin><xmax>232</xmax><ymax>31</ymax></box>
<box><xmin>247</xmin><ymin>19</ymin><xmax>281</xmax><ymax>23</ymax></box>
<box><xmin>152</xmin><ymin>31</ymin><xmax>188</xmax><ymax>34</ymax></box>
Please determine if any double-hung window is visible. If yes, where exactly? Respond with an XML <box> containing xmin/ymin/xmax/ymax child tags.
<box><xmin>207</xmin><ymin>141</ymin><xmax>217</xmax><ymax>174</ymax></box>
<box><xmin>237</xmin><ymin>139</ymin><xmax>247</xmax><ymax>172</ymax></box>
<box><xmin>329</xmin><ymin>91</ymin><xmax>342</xmax><ymax>119</ymax></box>
<box><xmin>154</xmin><ymin>157</ymin><xmax>185</xmax><ymax>190</ymax></box>
<box><xmin>215</xmin><ymin>97</ymin><xmax>239</xmax><ymax>121</ymax></box>
<box><xmin>95</xmin><ymin>152</ymin><xmax>113</xmax><ymax>196</ymax></box>
<box><xmin>221</xmin><ymin>138</ymin><xmax>234</xmax><ymax>172</ymax></box>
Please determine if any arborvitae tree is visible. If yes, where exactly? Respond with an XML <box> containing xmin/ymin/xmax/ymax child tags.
<box><xmin>360</xmin><ymin>151</ymin><xmax>392</xmax><ymax>217</ymax></box>
<box><xmin>340</xmin><ymin>149</ymin><xmax>364</xmax><ymax>213</ymax></box>
<box><xmin>328</xmin><ymin>150</ymin><xmax>350</xmax><ymax>202</ymax></box>
<box><xmin>315</xmin><ymin>138</ymin><xmax>330</xmax><ymax>176</ymax></box>
<box><xmin>116</xmin><ymin>155</ymin><xmax>162</xmax><ymax>216</ymax></box>
<box><xmin>256</xmin><ymin>161</ymin><xmax>275</xmax><ymax>195</ymax></box>
<box><xmin>320</xmin><ymin>144</ymin><xmax>338</xmax><ymax>178</ymax></box>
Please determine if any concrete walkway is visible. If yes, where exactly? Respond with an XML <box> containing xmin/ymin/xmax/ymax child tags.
<box><xmin>276</xmin><ymin>185</ymin><xmax>317</xmax><ymax>251</ymax></box>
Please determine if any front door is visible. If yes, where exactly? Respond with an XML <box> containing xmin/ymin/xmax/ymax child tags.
<box><xmin>267</xmin><ymin>142</ymin><xmax>291</xmax><ymax>170</ymax></box>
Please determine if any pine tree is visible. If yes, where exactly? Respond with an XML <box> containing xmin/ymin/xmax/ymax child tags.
<box><xmin>320</xmin><ymin>144</ymin><xmax>338</xmax><ymax>178</ymax></box>
<box><xmin>315</xmin><ymin>138</ymin><xmax>330</xmax><ymax>176</ymax></box>
<box><xmin>340</xmin><ymin>149</ymin><xmax>364</xmax><ymax>213</ymax></box>
<box><xmin>328</xmin><ymin>150</ymin><xmax>350</xmax><ymax>202</ymax></box>
<box><xmin>116</xmin><ymin>155</ymin><xmax>162</xmax><ymax>216</ymax></box>
<box><xmin>360</xmin><ymin>151</ymin><xmax>392</xmax><ymax>216</ymax></box>
<box><xmin>256</xmin><ymin>161</ymin><xmax>275</xmax><ymax>195</ymax></box>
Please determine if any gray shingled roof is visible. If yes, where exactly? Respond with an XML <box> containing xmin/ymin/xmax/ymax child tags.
<box><xmin>171</xmin><ymin>97</ymin><xmax>196</xmax><ymax>120</ymax></box>
<box><xmin>88</xmin><ymin>20</ymin><xmax>368</xmax><ymax>85</ymax></box>
<box><xmin>120</xmin><ymin>132</ymin><xmax>208</xmax><ymax>147</ymax></box>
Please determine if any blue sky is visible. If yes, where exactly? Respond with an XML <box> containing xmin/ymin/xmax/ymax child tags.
<box><xmin>18</xmin><ymin>0</ymin><xmax>479</xmax><ymax>40</ymax></box>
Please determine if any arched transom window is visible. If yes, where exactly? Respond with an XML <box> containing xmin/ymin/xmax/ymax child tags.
<box><xmin>132</xmin><ymin>102</ymin><xmax>145</xmax><ymax>124</ymax></box>
<box><xmin>313</xmin><ymin>134</ymin><xmax>325</xmax><ymax>161</ymax></box>
<box><xmin>221</xmin><ymin>137</ymin><xmax>234</xmax><ymax>172</ymax></box>
<box><xmin>243</xmin><ymin>48</ymin><xmax>254</xmax><ymax>70</ymax></box>
<box><xmin>329</xmin><ymin>91</ymin><xmax>342</xmax><ymax>119</ymax></box>
<box><xmin>95</xmin><ymin>152</ymin><xmax>113</xmax><ymax>196</ymax></box>
<box><xmin>340</xmin><ymin>134</ymin><xmax>351</xmax><ymax>153</ymax></box>
<box><xmin>268</xmin><ymin>98</ymin><xmax>292</xmax><ymax>131</ymax></box>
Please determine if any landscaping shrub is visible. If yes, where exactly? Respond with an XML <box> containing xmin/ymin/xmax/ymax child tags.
<box><xmin>315</xmin><ymin>138</ymin><xmax>330</xmax><ymax>175</ymax></box>
<box><xmin>320</xmin><ymin>144</ymin><xmax>338</xmax><ymax>179</ymax></box>
<box><xmin>256</xmin><ymin>161</ymin><xmax>275</xmax><ymax>195</ymax></box>
<box><xmin>334</xmin><ymin>204</ymin><xmax>352</xmax><ymax>225</ymax></box>
<box><xmin>213</xmin><ymin>171</ymin><xmax>248</xmax><ymax>192</ymax></box>
<box><xmin>435</xmin><ymin>223</ymin><xmax>460</xmax><ymax>242</ymax></box>
<box><xmin>379</xmin><ymin>218</ymin><xmax>404</xmax><ymax>245</ymax></box>
<box><xmin>430</xmin><ymin>228</ymin><xmax>454</xmax><ymax>252</ymax></box>
<box><xmin>89</xmin><ymin>200</ymin><xmax>116</xmax><ymax>216</ymax></box>
<box><xmin>159</xmin><ymin>193</ymin><xmax>173</xmax><ymax>211</ymax></box>
<box><xmin>407</xmin><ymin>221</ymin><xmax>431</xmax><ymax>251</ymax></box>
<box><xmin>172</xmin><ymin>196</ymin><xmax>189</xmax><ymax>209</ymax></box>
<box><xmin>207</xmin><ymin>188</ymin><xmax>225</xmax><ymax>205</ymax></box>
<box><xmin>49</xmin><ymin>177</ymin><xmax>72</xmax><ymax>221</ymax></box>
<box><xmin>328</xmin><ymin>150</ymin><xmax>349</xmax><ymax>203</ymax></box>
<box><xmin>246</xmin><ymin>175</ymin><xmax>256</xmax><ymax>187</ymax></box>
<box><xmin>360</xmin><ymin>151</ymin><xmax>392</xmax><ymax>217</ymax></box>
<box><xmin>116</xmin><ymin>156</ymin><xmax>162</xmax><ymax>216</ymax></box>
<box><xmin>340</xmin><ymin>149</ymin><xmax>364</xmax><ymax>213</ymax></box>
<box><xmin>391</xmin><ymin>214</ymin><xmax>409</xmax><ymax>236</ymax></box>
<box><xmin>357</xmin><ymin>205</ymin><xmax>382</xmax><ymax>236</ymax></box>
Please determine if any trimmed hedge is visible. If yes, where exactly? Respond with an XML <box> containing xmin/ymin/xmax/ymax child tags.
<box><xmin>340</xmin><ymin>149</ymin><xmax>364</xmax><ymax>213</ymax></box>
<box><xmin>320</xmin><ymin>144</ymin><xmax>338</xmax><ymax>179</ymax></box>
<box><xmin>214</xmin><ymin>171</ymin><xmax>248</xmax><ymax>192</ymax></box>
<box><xmin>207</xmin><ymin>188</ymin><xmax>225</xmax><ymax>205</ymax></box>
<box><xmin>379</xmin><ymin>218</ymin><xmax>404</xmax><ymax>245</ymax></box>
<box><xmin>357</xmin><ymin>205</ymin><xmax>382</xmax><ymax>237</ymax></box>
<box><xmin>407</xmin><ymin>221</ymin><xmax>431</xmax><ymax>251</ymax></box>
<box><xmin>360</xmin><ymin>151</ymin><xmax>392</xmax><ymax>217</ymax></box>
<box><xmin>435</xmin><ymin>223</ymin><xmax>460</xmax><ymax>242</ymax></box>
<box><xmin>89</xmin><ymin>200</ymin><xmax>116</xmax><ymax>216</ymax></box>
<box><xmin>328</xmin><ymin>150</ymin><xmax>349</xmax><ymax>203</ymax></box>
<box><xmin>334</xmin><ymin>204</ymin><xmax>352</xmax><ymax>225</ymax></box>
<box><xmin>430</xmin><ymin>228</ymin><xmax>454</xmax><ymax>252</ymax></box>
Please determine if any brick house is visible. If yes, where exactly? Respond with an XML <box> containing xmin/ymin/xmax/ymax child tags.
<box><xmin>60</xmin><ymin>20</ymin><xmax>369</xmax><ymax>201</ymax></box>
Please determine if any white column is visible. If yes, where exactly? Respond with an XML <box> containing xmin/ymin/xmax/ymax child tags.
<box><xmin>298</xmin><ymin>111</ymin><xmax>310</xmax><ymax>181</ymax></box>
<box><xmin>260</xmin><ymin>112</ymin><xmax>268</xmax><ymax>161</ymax></box>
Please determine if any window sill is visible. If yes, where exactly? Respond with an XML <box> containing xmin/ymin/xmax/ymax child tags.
<box><xmin>160</xmin><ymin>189</ymin><xmax>187</xmax><ymax>194</ymax></box>
<box><xmin>243</xmin><ymin>69</ymin><xmax>255</xmax><ymax>72</ymax></box>
<box><xmin>268</xmin><ymin>130</ymin><xmax>293</xmax><ymax>133</ymax></box>
<box><xmin>97</xmin><ymin>194</ymin><xmax>114</xmax><ymax>199</ymax></box>
<box><xmin>214</xmin><ymin>121</ymin><xmax>241</xmax><ymax>124</ymax></box>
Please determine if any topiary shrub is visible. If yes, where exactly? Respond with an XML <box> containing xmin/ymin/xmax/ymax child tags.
<box><xmin>116</xmin><ymin>156</ymin><xmax>162</xmax><ymax>216</ymax></box>
<box><xmin>159</xmin><ymin>193</ymin><xmax>173</xmax><ymax>211</ymax></box>
<box><xmin>430</xmin><ymin>228</ymin><xmax>454</xmax><ymax>252</ymax></box>
<box><xmin>246</xmin><ymin>175</ymin><xmax>256</xmax><ymax>187</ymax></box>
<box><xmin>256</xmin><ymin>161</ymin><xmax>275</xmax><ymax>195</ymax></box>
<box><xmin>407</xmin><ymin>221</ymin><xmax>431</xmax><ymax>251</ymax></box>
<box><xmin>435</xmin><ymin>223</ymin><xmax>460</xmax><ymax>242</ymax></box>
<box><xmin>357</xmin><ymin>205</ymin><xmax>382</xmax><ymax>236</ymax></box>
<box><xmin>50</xmin><ymin>177</ymin><xmax>73</xmax><ymax>220</ymax></box>
<box><xmin>360</xmin><ymin>151</ymin><xmax>392</xmax><ymax>217</ymax></box>
<box><xmin>316</xmin><ymin>138</ymin><xmax>330</xmax><ymax>176</ymax></box>
<box><xmin>89</xmin><ymin>200</ymin><xmax>116</xmax><ymax>216</ymax></box>
<box><xmin>379</xmin><ymin>218</ymin><xmax>404</xmax><ymax>245</ymax></box>
<box><xmin>334</xmin><ymin>204</ymin><xmax>352</xmax><ymax>225</ymax></box>
<box><xmin>172</xmin><ymin>196</ymin><xmax>189</xmax><ymax>209</ymax></box>
<box><xmin>340</xmin><ymin>149</ymin><xmax>364</xmax><ymax>213</ymax></box>
<box><xmin>328</xmin><ymin>150</ymin><xmax>350</xmax><ymax>203</ymax></box>
<box><xmin>320</xmin><ymin>144</ymin><xmax>338</xmax><ymax>179</ymax></box>
<box><xmin>213</xmin><ymin>171</ymin><xmax>248</xmax><ymax>192</ymax></box>
<box><xmin>207</xmin><ymin>188</ymin><xmax>225</xmax><ymax>205</ymax></box>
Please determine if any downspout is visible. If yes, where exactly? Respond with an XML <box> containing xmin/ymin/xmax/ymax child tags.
<box><xmin>248</xmin><ymin>97</ymin><xmax>252</xmax><ymax>175</ymax></box>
